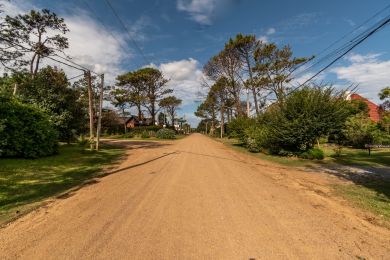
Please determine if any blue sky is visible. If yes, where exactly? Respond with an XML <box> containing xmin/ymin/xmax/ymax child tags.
<box><xmin>2</xmin><ymin>0</ymin><xmax>390</xmax><ymax>125</ymax></box>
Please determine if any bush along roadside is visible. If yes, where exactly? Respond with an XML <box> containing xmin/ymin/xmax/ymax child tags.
<box><xmin>0</xmin><ymin>96</ymin><xmax>58</xmax><ymax>158</ymax></box>
<box><xmin>156</xmin><ymin>128</ymin><xmax>176</xmax><ymax>139</ymax></box>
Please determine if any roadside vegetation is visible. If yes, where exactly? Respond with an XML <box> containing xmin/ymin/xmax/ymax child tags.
<box><xmin>195</xmin><ymin>33</ymin><xmax>390</xmax><ymax>224</ymax></box>
<box><xmin>0</xmin><ymin>144</ymin><xmax>124</xmax><ymax>223</ymax></box>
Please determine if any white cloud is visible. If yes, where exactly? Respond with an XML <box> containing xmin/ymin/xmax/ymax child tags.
<box><xmin>0</xmin><ymin>1</ymin><xmax>129</xmax><ymax>83</ymax></box>
<box><xmin>153</xmin><ymin>58</ymin><xmax>206</xmax><ymax>105</ymax></box>
<box><xmin>258</xmin><ymin>35</ymin><xmax>269</xmax><ymax>43</ymax></box>
<box><xmin>331</xmin><ymin>53</ymin><xmax>390</xmax><ymax>102</ymax></box>
<box><xmin>266</xmin><ymin>27</ymin><xmax>276</xmax><ymax>35</ymax></box>
<box><xmin>177</xmin><ymin>0</ymin><xmax>218</xmax><ymax>25</ymax></box>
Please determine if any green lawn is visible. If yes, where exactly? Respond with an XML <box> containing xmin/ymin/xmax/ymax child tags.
<box><xmin>0</xmin><ymin>144</ymin><xmax>124</xmax><ymax>223</ymax></box>
<box><xmin>321</xmin><ymin>145</ymin><xmax>390</xmax><ymax>167</ymax></box>
<box><xmin>334</xmin><ymin>181</ymin><xmax>390</xmax><ymax>224</ymax></box>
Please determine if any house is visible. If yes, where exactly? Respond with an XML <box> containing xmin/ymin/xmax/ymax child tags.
<box><xmin>349</xmin><ymin>93</ymin><xmax>382</xmax><ymax>122</ymax></box>
<box><xmin>124</xmin><ymin>115</ymin><xmax>155</xmax><ymax>129</ymax></box>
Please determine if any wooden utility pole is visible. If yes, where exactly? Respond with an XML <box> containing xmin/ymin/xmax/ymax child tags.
<box><xmin>86</xmin><ymin>70</ymin><xmax>94</xmax><ymax>149</ymax></box>
<box><xmin>96</xmin><ymin>74</ymin><xmax>104</xmax><ymax>151</ymax></box>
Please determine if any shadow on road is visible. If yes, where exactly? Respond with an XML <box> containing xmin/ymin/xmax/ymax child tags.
<box><xmin>106</xmin><ymin>152</ymin><xmax>178</xmax><ymax>175</ymax></box>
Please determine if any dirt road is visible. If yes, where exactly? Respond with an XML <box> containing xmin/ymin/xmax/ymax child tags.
<box><xmin>1</xmin><ymin>134</ymin><xmax>389</xmax><ymax>259</ymax></box>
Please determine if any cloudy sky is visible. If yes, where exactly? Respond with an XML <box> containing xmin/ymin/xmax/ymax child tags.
<box><xmin>1</xmin><ymin>0</ymin><xmax>390</xmax><ymax>125</ymax></box>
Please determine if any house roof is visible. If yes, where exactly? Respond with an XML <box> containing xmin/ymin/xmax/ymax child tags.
<box><xmin>350</xmin><ymin>93</ymin><xmax>382</xmax><ymax>122</ymax></box>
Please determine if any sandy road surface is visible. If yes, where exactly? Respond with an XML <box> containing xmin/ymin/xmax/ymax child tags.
<box><xmin>0</xmin><ymin>134</ymin><xmax>389</xmax><ymax>259</ymax></box>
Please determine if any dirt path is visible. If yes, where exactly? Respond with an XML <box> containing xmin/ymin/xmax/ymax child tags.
<box><xmin>1</xmin><ymin>134</ymin><xmax>389</xmax><ymax>259</ymax></box>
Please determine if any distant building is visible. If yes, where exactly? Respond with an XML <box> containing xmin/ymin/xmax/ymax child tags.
<box><xmin>349</xmin><ymin>93</ymin><xmax>382</xmax><ymax>122</ymax></box>
<box><xmin>124</xmin><ymin>115</ymin><xmax>155</xmax><ymax>129</ymax></box>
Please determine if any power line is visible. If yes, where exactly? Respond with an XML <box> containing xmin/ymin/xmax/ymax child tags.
<box><xmin>68</xmin><ymin>73</ymin><xmax>85</xmax><ymax>81</ymax></box>
<box><xmin>77</xmin><ymin>0</ymin><xmax>130</xmax><ymax>55</ymax></box>
<box><xmin>293</xmin><ymin>4</ymin><xmax>390</xmax><ymax>78</ymax></box>
<box><xmin>288</xmin><ymin>15</ymin><xmax>390</xmax><ymax>95</ymax></box>
<box><xmin>103</xmin><ymin>0</ymin><xmax>151</xmax><ymax>65</ymax></box>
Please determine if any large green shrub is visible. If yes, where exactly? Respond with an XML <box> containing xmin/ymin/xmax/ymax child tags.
<box><xmin>342</xmin><ymin>113</ymin><xmax>390</xmax><ymax>148</ymax></box>
<box><xmin>0</xmin><ymin>96</ymin><xmax>58</xmax><ymax>158</ymax></box>
<box><xmin>256</xmin><ymin>86</ymin><xmax>353</xmax><ymax>153</ymax></box>
<box><xmin>227</xmin><ymin>116</ymin><xmax>256</xmax><ymax>142</ymax></box>
<box><xmin>156</xmin><ymin>128</ymin><xmax>176</xmax><ymax>139</ymax></box>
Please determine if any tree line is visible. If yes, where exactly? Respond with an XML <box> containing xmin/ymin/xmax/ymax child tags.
<box><xmin>0</xmin><ymin>8</ymin><xmax>183</xmax><ymax>158</ymax></box>
<box><xmin>196</xmin><ymin>34</ymin><xmax>390</xmax><ymax>158</ymax></box>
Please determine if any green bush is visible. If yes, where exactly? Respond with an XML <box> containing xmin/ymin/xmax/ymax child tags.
<box><xmin>227</xmin><ymin>116</ymin><xmax>256</xmax><ymax>142</ymax></box>
<box><xmin>0</xmin><ymin>96</ymin><xmax>58</xmax><ymax>158</ymax></box>
<box><xmin>299</xmin><ymin>148</ymin><xmax>324</xmax><ymax>160</ymax></box>
<box><xmin>156</xmin><ymin>128</ymin><xmax>176</xmax><ymax>139</ymax></box>
<box><xmin>122</xmin><ymin>132</ymin><xmax>135</xmax><ymax>138</ymax></box>
<box><xmin>252</xmin><ymin>86</ymin><xmax>353</xmax><ymax>153</ymax></box>
<box><xmin>140</xmin><ymin>131</ymin><xmax>150</xmax><ymax>138</ymax></box>
<box><xmin>341</xmin><ymin>113</ymin><xmax>389</xmax><ymax>148</ymax></box>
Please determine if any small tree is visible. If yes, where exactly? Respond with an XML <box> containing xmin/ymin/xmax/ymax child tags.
<box><xmin>159</xmin><ymin>96</ymin><xmax>182</xmax><ymax>127</ymax></box>
<box><xmin>342</xmin><ymin>113</ymin><xmax>382</xmax><ymax>148</ymax></box>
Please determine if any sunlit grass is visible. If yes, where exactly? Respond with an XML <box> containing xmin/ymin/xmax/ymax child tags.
<box><xmin>0</xmin><ymin>144</ymin><xmax>124</xmax><ymax>221</ymax></box>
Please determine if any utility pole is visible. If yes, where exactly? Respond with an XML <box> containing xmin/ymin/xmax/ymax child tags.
<box><xmin>96</xmin><ymin>74</ymin><xmax>104</xmax><ymax>151</ymax></box>
<box><xmin>86</xmin><ymin>70</ymin><xmax>95</xmax><ymax>149</ymax></box>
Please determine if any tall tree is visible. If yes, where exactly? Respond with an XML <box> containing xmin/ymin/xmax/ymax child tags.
<box><xmin>226</xmin><ymin>34</ymin><xmax>261</xmax><ymax>115</ymax></box>
<box><xmin>136</xmin><ymin>67</ymin><xmax>171</xmax><ymax>125</ymax></box>
<box><xmin>114</xmin><ymin>71</ymin><xmax>146</xmax><ymax>120</ymax></box>
<box><xmin>195</xmin><ymin>94</ymin><xmax>218</xmax><ymax>135</ymax></box>
<box><xmin>253</xmin><ymin>43</ymin><xmax>311</xmax><ymax>101</ymax></box>
<box><xmin>159</xmin><ymin>96</ymin><xmax>182</xmax><ymax>127</ymax></box>
<box><xmin>204</xmin><ymin>46</ymin><xmax>244</xmax><ymax>116</ymax></box>
<box><xmin>2</xmin><ymin>9</ymin><xmax>69</xmax><ymax>75</ymax></box>
<box><xmin>209</xmin><ymin>77</ymin><xmax>229</xmax><ymax>137</ymax></box>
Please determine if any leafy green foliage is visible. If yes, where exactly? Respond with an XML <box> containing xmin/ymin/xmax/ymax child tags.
<box><xmin>257</xmin><ymin>86</ymin><xmax>353</xmax><ymax>153</ymax></box>
<box><xmin>226</xmin><ymin>116</ymin><xmax>256</xmax><ymax>142</ymax></box>
<box><xmin>156</xmin><ymin>128</ymin><xmax>176</xmax><ymax>139</ymax></box>
<box><xmin>299</xmin><ymin>148</ymin><xmax>325</xmax><ymax>160</ymax></box>
<box><xmin>159</xmin><ymin>96</ymin><xmax>182</xmax><ymax>126</ymax></box>
<box><xmin>342</xmin><ymin>113</ymin><xmax>390</xmax><ymax>148</ymax></box>
<box><xmin>0</xmin><ymin>96</ymin><xmax>58</xmax><ymax>158</ymax></box>
<box><xmin>17</xmin><ymin>67</ymin><xmax>86</xmax><ymax>142</ymax></box>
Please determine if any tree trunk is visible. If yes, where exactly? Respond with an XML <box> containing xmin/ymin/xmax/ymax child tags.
<box><xmin>33</xmin><ymin>54</ymin><xmax>41</xmax><ymax>76</ymax></box>
<box><xmin>151</xmin><ymin>103</ymin><xmax>155</xmax><ymax>125</ymax></box>
<box><xmin>137</xmin><ymin>104</ymin><xmax>142</xmax><ymax>120</ymax></box>
<box><xmin>30</xmin><ymin>53</ymin><xmax>37</xmax><ymax>76</ymax></box>
<box><xmin>245</xmin><ymin>55</ymin><xmax>259</xmax><ymax>115</ymax></box>
<box><xmin>220</xmin><ymin>107</ymin><xmax>224</xmax><ymax>138</ymax></box>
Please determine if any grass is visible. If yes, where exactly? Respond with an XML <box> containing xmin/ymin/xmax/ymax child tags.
<box><xmin>0</xmin><ymin>144</ymin><xmax>124</xmax><ymax>223</ymax></box>
<box><xmin>334</xmin><ymin>181</ymin><xmax>390</xmax><ymax>224</ymax></box>
<box><xmin>321</xmin><ymin>145</ymin><xmax>390</xmax><ymax>167</ymax></box>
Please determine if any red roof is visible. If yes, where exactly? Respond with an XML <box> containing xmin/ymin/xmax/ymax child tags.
<box><xmin>350</xmin><ymin>93</ymin><xmax>382</xmax><ymax>122</ymax></box>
